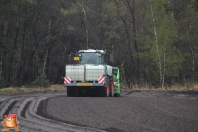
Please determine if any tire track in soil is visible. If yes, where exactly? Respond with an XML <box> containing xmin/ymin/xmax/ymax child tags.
<box><xmin>44</xmin><ymin>91</ymin><xmax>198</xmax><ymax>132</ymax></box>
<box><xmin>0</xmin><ymin>92</ymin><xmax>107</xmax><ymax>132</ymax></box>
<box><xmin>0</xmin><ymin>91</ymin><xmax>197</xmax><ymax>132</ymax></box>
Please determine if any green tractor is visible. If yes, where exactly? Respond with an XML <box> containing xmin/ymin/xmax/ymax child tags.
<box><xmin>64</xmin><ymin>49</ymin><xmax>121</xmax><ymax>97</ymax></box>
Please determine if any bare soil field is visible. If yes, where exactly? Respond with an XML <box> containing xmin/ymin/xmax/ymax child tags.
<box><xmin>43</xmin><ymin>91</ymin><xmax>198</xmax><ymax>132</ymax></box>
<box><xmin>0</xmin><ymin>90</ymin><xmax>198</xmax><ymax>132</ymax></box>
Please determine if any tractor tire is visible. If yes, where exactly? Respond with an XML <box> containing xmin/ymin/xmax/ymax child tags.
<box><xmin>114</xmin><ymin>88</ymin><xmax>121</xmax><ymax>97</ymax></box>
<box><xmin>109</xmin><ymin>91</ymin><xmax>114</xmax><ymax>97</ymax></box>
<box><xmin>97</xmin><ymin>86</ymin><xmax>108</xmax><ymax>97</ymax></box>
<box><xmin>109</xmin><ymin>79</ymin><xmax>114</xmax><ymax>97</ymax></box>
<box><xmin>114</xmin><ymin>93</ymin><xmax>121</xmax><ymax>97</ymax></box>
<box><xmin>106</xmin><ymin>85</ymin><xmax>110</xmax><ymax>97</ymax></box>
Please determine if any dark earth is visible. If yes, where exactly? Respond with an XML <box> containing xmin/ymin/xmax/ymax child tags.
<box><xmin>0</xmin><ymin>90</ymin><xmax>198</xmax><ymax>132</ymax></box>
<box><xmin>40</xmin><ymin>91</ymin><xmax>198</xmax><ymax>132</ymax></box>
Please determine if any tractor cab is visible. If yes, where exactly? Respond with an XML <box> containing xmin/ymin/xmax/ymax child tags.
<box><xmin>68</xmin><ymin>49</ymin><xmax>112</xmax><ymax>65</ymax></box>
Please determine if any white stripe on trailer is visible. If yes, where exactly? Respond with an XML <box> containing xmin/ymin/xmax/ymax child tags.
<box><xmin>64</xmin><ymin>77</ymin><xmax>71</xmax><ymax>84</ymax></box>
<box><xmin>98</xmin><ymin>76</ymin><xmax>105</xmax><ymax>84</ymax></box>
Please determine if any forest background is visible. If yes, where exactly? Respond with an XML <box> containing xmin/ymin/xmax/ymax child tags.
<box><xmin>0</xmin><ymin>0</ymin><xmax>198</xmax><ymax>89</ymax></box>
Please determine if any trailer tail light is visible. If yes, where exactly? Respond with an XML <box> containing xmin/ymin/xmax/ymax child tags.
<box><xmin>64</xmin><ymin>76</ymin><xmax>72</xmax><ymax>84</ymax></box>
<box><xmin>98</xmin><ymin>76</ymin><xmax>105</xmax><ymax>84</ymax></box>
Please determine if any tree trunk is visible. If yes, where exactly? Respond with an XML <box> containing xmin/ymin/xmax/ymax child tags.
<box><xmin>120</xmin><ymin>59</ymin><xmax>128</xmax><ymax>88</ymax></box>
<box><xmin>150</xmin><ymin>1</ymin><xmax>162</xmax><ymax>86</ymax></box>
<box><xmin>100</xmin><ymin>27</ymin><xmax>104</xmax><ymax>49</ymax></box>
<box><xmin>8</xmin><ymin>21</ymin><xmax>19</xmax><ymax>85</ymax></box>
<box><xmin>0</xmin><ymin>50</ymin><xmax>2</xmax><ymax>77</ymax></box>
<box><xmin>42</xmin><ymin>49</ymin><xmax>49</xmax><ymax>75</ymax></box>
<box><xmin>17</xmin><ymin>22</ymin><xmax>26</xmax><ymax>86</ymax></box>
<box><xmin>121</xmin><ymin>17</ymin><xmax>135</xmax><ymax>67</ymax></box>
<box><xmin>0</xmin><ymin>22</ymin><xmax>7</xmax><ymax>76</ymax></box>
<box><xmin>187</xmin><ymin>30</ymin><xmax>194</xmax><ymax>82</ymax></box>
<box><xmin>42</xmin><ymin>20</ymin><xmax>51</xmax><ymax>75</ymax></box>
<box><xmin>162</xmin><ymin>41</ymin><xmax>167</xmax><ymax>89</ymax></box>
<box><xmin>82</xmin><ymin>0</ymin><xmax>89</xmax><ymax>49</ymax></box>
<box><xmin>125</xmin><ymin>0</ymin><xmax>140</xmax><ymax>85</ymax></box>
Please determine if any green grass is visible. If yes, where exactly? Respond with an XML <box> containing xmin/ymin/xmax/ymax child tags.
<box><xmin>1</xmin><ymin>84</ymin><xmax>198</xmax><ymax>95</ymax></box>
<box><xmin>121</xmin><ymin>83</ymin><xmax>198</xmax><ymax>92</ymax></box>
<box><xmin>0</xmin><ymin>85</ymin><xmax>66</xmax><ymax>95</ymax></box>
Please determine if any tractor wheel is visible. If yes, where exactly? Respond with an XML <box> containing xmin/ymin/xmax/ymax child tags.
<box><xmin>106</xmin><ymin>84</ymin><xmax>110</xmax><ymax>97</ymax></box>
<box><xmin>114</xmin><ymin>88</ymin><xmax>121</xmax><ymax>97</ymax></box>
<box><xmin>109</xmin><ymin>79</ymin><xmax>114</xmax><ymax>97</ymax></box>
<box><xmin>114</xmin><ymin>93</ymin><xmax>120</xmax><ymax>97</ymax></box>
<box><xmin>97</xmin><ymin>86</ymin><xmax>109</xmax><ymax>97</ymax></box>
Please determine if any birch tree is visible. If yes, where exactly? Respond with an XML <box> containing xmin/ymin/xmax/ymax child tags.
<box><xmin>137</xmin><ymin>0</ymin><xmax>183</xmax><ymax>87</ymax></box>
<box><xmin>178</xmin><ymin>0</ymin><xmax>198</xmax><ymax>83</ymax></box>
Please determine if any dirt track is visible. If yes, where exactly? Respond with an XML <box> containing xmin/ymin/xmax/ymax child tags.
<box><xmin>0</xmin><ymin>90</ymin><xmax>198</xmax><ymax>132</ymax></box>
<box><xmin>44</xmin><ymin>91</ymin><xmax>198</xmax><ymax>132</ymax></box>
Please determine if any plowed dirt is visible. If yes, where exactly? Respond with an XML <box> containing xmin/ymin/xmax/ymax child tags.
<box><xmin>43</xmin><ymin>91</ymin><xmax>198</xmax><ymax>132</ymax></box>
